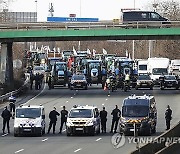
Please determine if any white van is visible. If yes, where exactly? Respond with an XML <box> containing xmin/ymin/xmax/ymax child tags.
<box><xmin>66</xmin><ymin>105</ymin><xmax>100</xmax><ymax>136</ymax></box>
<box><xmin>14</xmin><ymin>105</ymin><xmax>45</xmax><ymax>137</ymax></box>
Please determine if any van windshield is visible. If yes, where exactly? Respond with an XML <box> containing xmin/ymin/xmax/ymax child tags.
<box><xmin>152</xmin><ymin>68</ymin><xmax>168</xmax><ymax>75</ymax></box>
<box><xmin>122</xmin><ymin>106</ymin><xmax>149</xmax><ymax>117</ymax></box>
<box><xmin>69</xmin><ymin>109</ymin><xmax>92</xmax><ymax>118</ymax></box>
<box><xmin>16</xmin><ymin>108</ymin><xmax>41</xmax><ymax>118</ymax></box>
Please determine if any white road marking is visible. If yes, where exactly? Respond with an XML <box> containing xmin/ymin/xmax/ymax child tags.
<box><xmin>42</xmin><ymin>138</ymin><xmax>48</xmax><ymax>142</ymax></box>
<box><xmin>105</xmin><ymin>98</ymin><xmax>108</xmax><ymax>101</ymax></box>
<box><xmin>66</xmin><ymin>101</ymin><xmax>69</xmax><ymax>103</ymax></box>
<box><xmin>102</xmin><ymin>104</ymin><xmax>104</xmax><ymax>106</ymax></box>
<box><xmin>14</xmin><ymin>149</ymin><xmax>24</xmax><ymax>153</ymax></box>
<box><xmin>24</xmin><ymin>84</ymin><xmax>46</xmax><ymax>105</ymax></box>
<box><xmin>96</xmin><ymin>138</ymin><xmax>102</xmax><ymax>142</ymax></box>
<box><xmin>62</xmin><ymin>129</ymin><xmax>66</xmax><ymax>132</ymax></box>
<box><xmin>1</xmin><ymin>133</ymin><xmax>8</xmax><ymax>137</ymax></box>
<box><xmin>74</xmin><ymin>148</ymin><xmax>82</xmax><ymax>153</ymax></box>
<box><xmin>71</xmin><ymin>96</ymin><xmax>73</xmax><ymax>99</ymax></box>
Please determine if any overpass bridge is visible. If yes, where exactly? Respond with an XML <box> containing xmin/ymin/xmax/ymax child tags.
<box><xmin>0</xmin><ymin>21</ymin><xmax>180</xmax><ymax>90</ymax></box>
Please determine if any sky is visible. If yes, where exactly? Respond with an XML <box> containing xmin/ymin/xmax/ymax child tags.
<box><xmin>8</xmin><ymin>0</ymin><xmax>154</xmax><ymax>22</ymax></box>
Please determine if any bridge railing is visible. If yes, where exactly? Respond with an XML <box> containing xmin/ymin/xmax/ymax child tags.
<box><xmin>0</xmin><ymin>73</ymin><xmax>30</xmax><ymax>102</ymax></box>
<box><xmin>0</xmin><ymin>21</ymin><xmax>179</xmax><ymax>30</ymax></box>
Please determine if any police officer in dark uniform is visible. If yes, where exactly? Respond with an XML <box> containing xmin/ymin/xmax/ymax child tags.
<box><xmin>9</xmin><ymin>96</ymin><xmax>16</xmax><ymax>119</ymax></box>
<box><xmin>47</xmin><ymin>107</ymin><xmax>60</xmax><ymax>134</ymax></box>
<box><xmin>165</xmin><ymin>105</ymin><xmax>172</xmax><ymax>130</ymax></box>
<box><xmin>100</xmin><ymin>107</ymin><xmax>107</xmax><ymax>133</ymax></box>
<box><xmin>34</xmin><ymin>73</ymin><xmax>41</xmax><ymax>90</ymax></box>
<box><xmin>59</xmin><ymin>106</ymin><xmax>68</xmax><ymax>134</ymax></box>
<box><xmin>1</xmin><ymin>106</ymin><xmax>11</xmax><ymax>134</ymax></box>
<box><xmin>110</xmin><ymin>105</ymin><xmax>121</xmax><ymax>133</ymax></box>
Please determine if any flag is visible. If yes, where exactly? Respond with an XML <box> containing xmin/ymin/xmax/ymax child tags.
<box><xmin>125</xmin><ymin>50</ymin><xmax>128</xmax><ymax>57</ymax></box>
<box><xmin>53</xmin><ymin>47</ymin><xmax>56</xmax><ymax>52</ymax></box>
<box><xmin>93</xmin><ymin>49</ymin><xmax>96</xmax><ymax>57</ymax></box>
<box><xmin>102</xmin><ymin>48</ymin><xmax>107</xmax><ymax>55</ymax></box>
<box><xmin>129</xmin><ymin>53</ymin><xmax>131</xmax><ymax>59</ymax></box>
<box><xmin>73</xmin><ymin>46</ymin><xmax>77</xmax><ymax>56</ymax></box>
<box><xmin>41</xmin><ymin>45</ymin><xmax>44</xmax><ymax>52</ymax></box>
<box><xmin>87</xmin><ymin>48</ymin><xmax>91</xmax><ymax>55</ymax></box>
<box><xmin>57</xmin><ymin>47</ymin><xmax>61</xmax><ymax>53</ymax></box>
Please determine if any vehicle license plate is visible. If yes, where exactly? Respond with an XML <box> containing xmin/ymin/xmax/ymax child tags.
<box><xmin>76</xmin><ymin>84</ymin><xmax>81</xmax><ymax>86</ymax></box>
<box><xmin>76</xmin><ymin>128</ymin><xmax>83</xmax><ymax>131</ymax></box>
<box><xmin>23</xmin><ymin>129</ymin><xmax>31</xmax><ymax>131</ymax></box>
<box><xmin>130</xmin><ymin>129</ymin><xmax>135</xmax><ymax>131</ymax></box>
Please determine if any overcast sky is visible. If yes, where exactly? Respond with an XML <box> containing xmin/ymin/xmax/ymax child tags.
<box><xmin>8</xmin><ymin>0</ymin><xmax>155</xmax><ymax>21</ymax></box>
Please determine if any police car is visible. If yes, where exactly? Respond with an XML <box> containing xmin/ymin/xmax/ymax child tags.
<box><xmin>69</xmin><ymin>74</ymin><xmax>88</xmax><ymax>90</ymax></box>
<box><xmin>66</xmin><ymin>105</ymin><xmax>100</xmax><ymax>136</ymax></box>
<box><xmin>119</xmin><ymin>94</ymin><xmax>157</xmax><ymax>136</ymax></box>
<box><xmin>14</xmin><ymin>105</ymin><xmax>45</xmax><ymax>137</ymax></box>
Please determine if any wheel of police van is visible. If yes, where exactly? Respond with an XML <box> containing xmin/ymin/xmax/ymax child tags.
<box><xmin>176</xmin><ymin>86</ymin><xmax>179</xmax><ymax>90</ymax></box>
<box><xmin>135</xmin><ymin>86</ymin><xmax>138</xmax><ymax>90</ymax></box>
<box><xmin>97</xmin><ymin>125</ymin><xmax>100</xmax><ymax>135</ymax></box>
<box><xmin>42</xmin><ymin>128</ymin><xmax>45</xmax><ymax>135</ymax></box>
<box><xmin>70</xmin><ymin>87</ymin><xmax>73</xmax><ymax>90</ymax></box>
<box><xmin>85</xmin><ymin>85</ymin><xmax>88</xmax><ymax>90</ymax></box>
<box><xmin>151</xmin><ymin>127</ymin><xmax>156</xmax><ymax>134</ymax></box>
<box><xmin>146</xmin><ymin>125</ymin><xmax>152</xmax><ymax>136</ymax></box>
<box><xmin>66</xmin><ymin>132</ymin><xmax>70</xmax><ymax>136</ymax></box>
<box><xmin>150</xmin><ymin>86</ymin><xmax>153</xmax><ymax>90</ymax></box>
<box><xmin>14</xmin><ymin>133</ymin><xmax>18</xmax><ymax>137</ymax></box>
<box><xmin>37</xmin><ymin>129</ymin><xmax>43</xmax><ymax>137</ymax></box>
<box><xmin>90</xmin><ymin>127</ymin><xmax>95</xmax><ymax>136</ymax></box>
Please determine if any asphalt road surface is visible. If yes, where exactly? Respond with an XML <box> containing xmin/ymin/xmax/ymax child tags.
<box><xmin>0</xmin><ymin>84</ymin><xmax>179</xmax><ymax>154</ymax></box>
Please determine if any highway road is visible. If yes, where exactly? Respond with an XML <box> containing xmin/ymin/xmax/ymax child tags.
<box><xmin>0</xmin><ymin>84</ymin><xmax>179</xmax><ymax>154</ymax></box>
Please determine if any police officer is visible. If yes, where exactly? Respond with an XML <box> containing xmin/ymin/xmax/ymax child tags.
<box><xmin>30</xmin><ymin>72</ymin><xmax>34</xmax><ymax>90</ymax></box>
<box><xmin>100</xmin><ymin>107</ymin><xmax>107</xmax><ymax>133</ymax></box>
<box><xmin>34</xmin><ymin>72</ymin><xmax>41</xmax><ymax>90</ymax></box>
<box><xmin>1</xmin><ymin>106</ymin><xmax>11</xmax><ymax>134</ymax></box>
<box><xmin>47</xmin><ymin>107</ymin><xmax>60</xmax><ymax>134</ymax></box>
<box><xmin>165</xmin><ymin>105</ymin><xmax>172</xmax><ymax>130</ymax></box>
<box><xmin>59</xmin><ymin>106</ymin><xmax>68</xmax><ymax>134</ymax></box>
<box><xmin>110</xmin><ymin>105</ymin><xmax>121</xmax><ymax>133</ymax></box>
<box><xmin>9</xmin><ymin>96</ymin><xmax>16</xmax><ymax>119</ymax></box>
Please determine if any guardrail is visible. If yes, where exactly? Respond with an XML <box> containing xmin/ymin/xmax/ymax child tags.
<box><xmin>0</xmin><ymin>73</ymin><xmax>30</xmax><ymax>102</ymax></box>
<box><xmin>155</xmin><ymin>142</ymin><xmax>180</xmax><ymax>154</ymax></box>
<box><xmin>0</xmin><ymin>21</ymin><xmax>179</xmax><ymax>30</ymax></box>
<box><xmin>131</xmin><ymin>121</ymin><xmax>180</xmax><ymax>154</ymax></box>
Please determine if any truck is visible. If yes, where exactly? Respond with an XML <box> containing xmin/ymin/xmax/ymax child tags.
<box><xmin>137</xmin><ymin>59</ymin><xmax>148</xmax><ymax>75</ymax></box>
<box><xmin>169</xmin><ymin>59</ymin><xmax>180</xmax><ymax>75</ymax></box>
<box><xmin>14</xmin><ymin>105</ymin><xmax>45</xmax><ymax>137</ymax></box>
<box><xmin>51</xmin><ymin>62</ymin><xmax>71</xmax><ymax>88</ymax></box>
<box><xmin>147</xmin><ymin>57</ymin><xmax>170</xmax><ymax>84</ymax></box>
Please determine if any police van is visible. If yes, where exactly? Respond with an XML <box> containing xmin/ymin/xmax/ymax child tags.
<box><xmin>119</xmin><ymin>94</ymin><xmax>157</xmax><ymax>136</ymax></box>
<box><xmin>66</xmin><ymin>105</ymin><xmax>100</xmax><ymax>136</ymax></box>
<box><xmin>14</xmin><ymin>105</ymin><xmax>45</xmax><ymax>137</ymax></box>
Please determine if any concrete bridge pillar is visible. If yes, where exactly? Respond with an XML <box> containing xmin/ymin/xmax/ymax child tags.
<box><xmin>0</xmin><ymin>42</ymin><xmax>14</xmax><ymax>91</ymax></box>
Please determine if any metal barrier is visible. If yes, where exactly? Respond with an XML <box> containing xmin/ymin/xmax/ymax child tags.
<box><xmin>0</xmin><ymin>73</ymin><xmax>30</xmax><ymax>102</ymax></box>
<box><xmin>0</xmin><ymin>21</ymin><xmax>179</xmax><ymax>30</ymax></box>
<box><xmin>131</xmin><ymin>121</ymin><xmax>180</xmax><ymax>154</ymax></box>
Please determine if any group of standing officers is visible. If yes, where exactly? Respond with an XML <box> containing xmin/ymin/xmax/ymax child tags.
<box><xmin>47</xmin><ymin>106</ymin><xmax>68</xmax><ymax>134</ymax></box>
<box><xmin>1</xmin><ymin>98</ymin><xmax>173</xmax><ymax>134</ymax></box>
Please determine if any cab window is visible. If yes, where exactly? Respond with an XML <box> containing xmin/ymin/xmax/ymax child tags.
<box><xmin>151</xmin><ymin>13</ymin><xmax>160</xmax><ymax>19</ymax></box>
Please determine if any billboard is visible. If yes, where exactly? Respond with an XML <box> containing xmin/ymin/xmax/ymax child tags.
<box><xmin>47</xmin><ymin>17</ymin><xmax>99</xmax><ymax>22</ymax></box>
